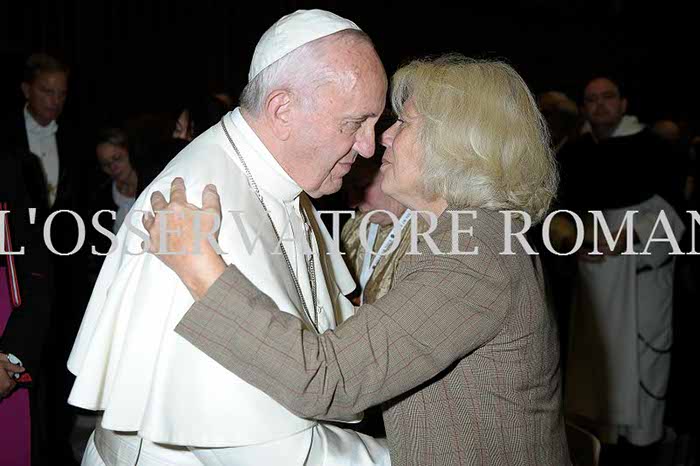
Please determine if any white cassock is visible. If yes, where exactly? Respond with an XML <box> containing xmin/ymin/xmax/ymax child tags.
<box><xmin>69</xmin><ymin>108</ymin><xmax>390</xmax><ymax>466</ymax></box>
<box><xmin>565</xmin><ymin>194</ymin><xmax>684</xmax><ymax>446</ymax></box>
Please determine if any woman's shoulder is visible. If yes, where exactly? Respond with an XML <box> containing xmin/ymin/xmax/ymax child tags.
<box><xmin>418</xmin><ymin>208</ymin><xmax>508</xmax><ymax>255</ymax></box>
<box><xmin>395</xmin><ymin>208</ymin><xmax>539</xmax><ymax>290</ymax></box>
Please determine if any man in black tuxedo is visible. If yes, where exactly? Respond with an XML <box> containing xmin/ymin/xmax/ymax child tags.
<box><xmin>0</xmin><ymin>52</ymin><xmax>88</xmax><ymax>466</ymax></box>
<box><xmin>1</xmin><ymin>53</ymin><xmax>82</xmax><ymax>212</ymax></box>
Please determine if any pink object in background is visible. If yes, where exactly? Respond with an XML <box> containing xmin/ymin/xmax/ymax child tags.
<box><xmin>0</xmin><ymin>266</ymin><xmax>31</xmax><ymax>466</ymax></box>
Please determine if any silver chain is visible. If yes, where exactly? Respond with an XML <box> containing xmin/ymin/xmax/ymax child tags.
<box><xmin>220</xmin><ymin>118</ymin><xmax>319</xmax><ymax>333</ymax></box>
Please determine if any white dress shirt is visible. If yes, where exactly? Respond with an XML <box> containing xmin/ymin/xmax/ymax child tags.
<box><xmin>24</xmin><ymin>106</ymin><xmax>60</xmax><ymax>207</ymax></box>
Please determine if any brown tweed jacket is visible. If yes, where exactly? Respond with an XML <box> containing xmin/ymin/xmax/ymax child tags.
<box><xmin>176</xmin><ymin>208</ymin><xmax>570</xmax><ymax>465</ymax></box>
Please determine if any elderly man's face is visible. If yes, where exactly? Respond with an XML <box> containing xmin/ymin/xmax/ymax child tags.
<box><xmin>583</xmin><ymin>78</ymin><xmax>627</xmax><ymax>130</ymax></box>
<box><xmin>290</xmin><ymin>42</ymin><xmax>387</xmax><ymax>198</ymax></box>
<box><xmin>22</xmin><ymin>71</ymin><xmax>68</xmax><ymax>127</ymax></box>
<box><xmin>380</xmin><ymin>100</ymin><xmax>424</xmax><ymax>209</ymax></box>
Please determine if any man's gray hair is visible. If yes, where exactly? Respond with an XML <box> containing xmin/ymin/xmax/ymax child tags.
<box><xmin>240</xmin><ymin>29</ymin><xmax>371</xmax><ymax>116</ymax></box>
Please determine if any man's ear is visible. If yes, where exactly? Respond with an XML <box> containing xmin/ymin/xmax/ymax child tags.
<box><xmin>264</xmin><ymin>90</ymin><xmax>293</xmax><ymax>141</ymax></box>
<box><xmin>20</xmin><ymin>82</ymin><xmax>30</xmax><ymax>100</ymax></box>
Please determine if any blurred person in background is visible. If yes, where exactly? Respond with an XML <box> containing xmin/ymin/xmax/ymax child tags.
<box><xmin>94</xmin><ymin>128</ymin><xmax>138</xmax><ymax>234</ymax></box>
<box><xmin>0</xmin><ymin>151</ymin><xmax>53</xmax><ymax>466</ymax></box>
<box><xmin>538</xmin><ymin>90</ymin><xmax>580</xmax><ymax>153</ymax></box>
<box><xmin>136</xmin><ymin>93</ymin><xmax>229</xmax><ymax>194</ymax></box>
<box><xmin>562</xmin><ymin>75</ymin><xmax>684</xmax><ymax>466</ymax></box>
<box><xmin>1</xmin><ymin>52</ymin><xmax>88</xmax><ymax>466</ymax></box>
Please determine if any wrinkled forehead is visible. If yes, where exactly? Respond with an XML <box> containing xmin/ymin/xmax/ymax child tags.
<box><xmin>349</xmin><ymin>47</ymin><xmax>387</xmax><ymax>96</ymax></box>
<box><xmin>335</xmin><ymin>70</ymin><xmax>386</xmax><ymax>115</ymax></box>
<box><xmin>364</xmin><ymin>72</ymin><xmax>388</xmax><ymax>113</ymax></box>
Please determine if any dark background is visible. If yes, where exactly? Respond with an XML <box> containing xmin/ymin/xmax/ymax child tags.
<box><xmin>1</xmin><ymin>1</ymin><xmax>697</xmax><ymax>132</ymax></box>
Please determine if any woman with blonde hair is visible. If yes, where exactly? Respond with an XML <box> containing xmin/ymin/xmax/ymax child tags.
<box><xmin>144</xmin><ymin>54</ymin><xmax>570</xmax><ymax>465</ymax></box>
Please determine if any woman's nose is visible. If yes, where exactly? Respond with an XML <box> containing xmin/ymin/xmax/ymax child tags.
<box><xmin>381</xmin><ymin>122</ymin><xmax>399</xmax><ymax>148</ymax></box>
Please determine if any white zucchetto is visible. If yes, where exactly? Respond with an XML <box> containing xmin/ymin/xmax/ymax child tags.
<box><xmin>248</xmin><ymin>9</ymin><xmax>361</xmax><ymax>81</ymax></box>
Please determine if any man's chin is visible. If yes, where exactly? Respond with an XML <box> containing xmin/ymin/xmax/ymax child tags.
<box><xmin>306</xmin><ymin>189</ymin><xmax>325</xmax><ymax>199</ymax></box>
<box><xmin>307</xmin><ymin>178</ymin><xmax>343</xmax><ymax>198</ymax></box>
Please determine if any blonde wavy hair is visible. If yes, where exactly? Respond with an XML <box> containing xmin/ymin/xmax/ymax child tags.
<box><xmin>391</xmin><ymin>54</ymin><xmax>558</xmax><ymax>223</ymax></box>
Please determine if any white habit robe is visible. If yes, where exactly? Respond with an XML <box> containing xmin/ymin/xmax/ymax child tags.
<box><xmin>565</xmin><ymin>194</ymin><xmax>684</xmax><ymax>446</ymax></box>
<box><xmin>68</xmin><ymin>109</ymin><xmax>390</xmax><ymax>465</ymax></box>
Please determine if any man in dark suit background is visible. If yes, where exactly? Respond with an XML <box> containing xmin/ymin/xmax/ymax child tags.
<box><xmin>1</xmin><ymin>52</ymin><xmax>88</xmax><ymax>466</ymax></box>
<box><xmin>2</xmin><ymin>53</ymin><xmax>79</xmax><ymax>211</ymax></box>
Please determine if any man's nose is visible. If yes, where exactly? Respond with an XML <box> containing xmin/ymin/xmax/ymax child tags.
<box><xmin>355</xmin><ymin>129</ymin><xmax>376</xmax><ymax>159</ymax></box>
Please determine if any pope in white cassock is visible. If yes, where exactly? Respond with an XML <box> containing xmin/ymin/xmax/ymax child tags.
<box><xmin>67</xmin><ymin>9</ymin><xmax>390</xmax><ymax>466</ymax></box>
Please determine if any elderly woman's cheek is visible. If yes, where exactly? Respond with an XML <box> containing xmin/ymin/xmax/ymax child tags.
<box><xmin>379</xmin><ymin>166</ymin><xmax>395</xmax><ymax>197</ymax></box>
